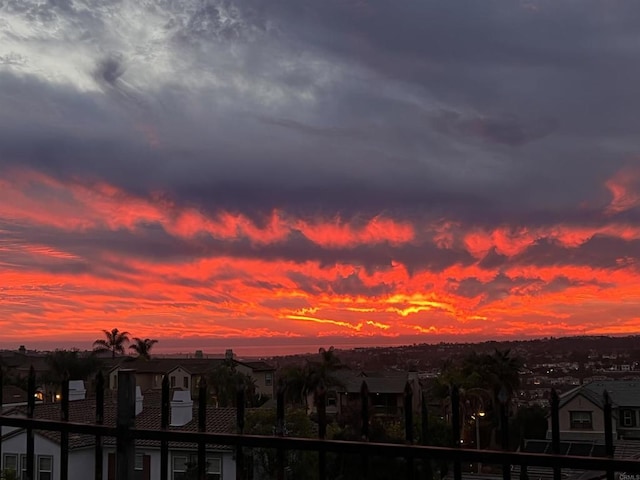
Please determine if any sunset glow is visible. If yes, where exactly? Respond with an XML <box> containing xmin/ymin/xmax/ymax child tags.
<box><xmin>1</xmin><ymin>167</ymin><xmax>639</xmax><ymax>350</ymax></box>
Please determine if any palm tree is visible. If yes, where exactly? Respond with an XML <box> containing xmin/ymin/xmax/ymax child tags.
<box><xmin>92</xmin><ymin>328</ymin><xmax>130</xmax><ymax>359</ymax></box>
<box><xmin>129</xmin><ymin>338</ymin><xmax>158</xmax><ymax>360</ymax></box>
<box><xmin>304</xmin><ymin>346</ymin><xmax>345</xmax><ymax>400</ymax></box>
<box><xmin>279</xmin><ymin>365</ymin><xmax>308</xmax><ymax>406</ymax></box>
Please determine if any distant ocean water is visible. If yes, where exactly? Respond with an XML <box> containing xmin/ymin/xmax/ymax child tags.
<box><xmin>154</xmin><ymin>341</ymin><xmax>411</xmax><ymax>359</ymax></box>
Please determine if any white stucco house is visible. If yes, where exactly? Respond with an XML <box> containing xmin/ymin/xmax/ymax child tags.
<box><xmin>1</xmin><ymin>382</ymin><xmax>236</xmax><ymax>480</ymax></box>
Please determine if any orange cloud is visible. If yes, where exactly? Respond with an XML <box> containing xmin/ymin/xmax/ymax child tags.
<box><xmin>2</xmin><ymin>168</ymin><xmax>640</xmax><ymax>349</ymax></box>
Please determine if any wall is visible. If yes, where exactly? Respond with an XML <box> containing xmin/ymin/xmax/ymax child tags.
<box><xmin>552</xmin><ymin>393</ymin><xmax>614</xmax><ymax>441</ymax></box>
<box><xmin>168</xmin><ymin>367</ymin><xmax>190</xmax><ymax>391</ymax></box>
<box><xmin>2</xmin><ymin>431</ymin><xmax>60</xmax><ymax>480</ymax></box>
<box><xmin>250</xmin><ymin>371</ymin><xmax>274</xmax><ymax>398</ymax></box>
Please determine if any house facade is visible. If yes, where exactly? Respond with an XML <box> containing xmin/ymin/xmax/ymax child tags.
<box><xmin>1</xmin><ymin>383</ymin><xmax>237</xmax><ymax>480</ymax></box>
<box><xmin>307</xmin><ymin>370</ymin><xmax>421</xmax><ymax>418</ymax></box>
<box><xmin>107</xmin><ymin>356</ymin><xmax>275</xmax><ymax>400</ymax></box>
<box><xmin>550</xmin><ymin>380</ymin><xmax>640</xmax><ymax>441</ymax></box>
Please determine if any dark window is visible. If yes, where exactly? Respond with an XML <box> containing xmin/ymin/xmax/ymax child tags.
<box><xmin>3</xmin><ymin>454</ymin><xmax>18</xmax><ymax>475</ymax></box>
<box><xmin>622</xmin><ymin>409</ymin><xmax>636</xmax><ymax>427</ymax></box>
<box><xmin>265</xmin><ymin>373</ymin><xmax>273</xmax><ymax>387</ymax></box>
<box><xmin>173</xmin><ymin>454</ymin><xmax>221</xmax><ymax>480</ymax></box>
<box><xmin>20</xmin><ymin>454</ymin><xmax>28</xmax><ymax>479</ymax></box>
<box><xmin>171</xmin><ymin>376</ymin><xmax>176</xmax><ymax>388</ymax></box>
<box><xmin>38</xmin><ymin>455</ymin><xmax>53</xmax><ymax>480</ymax></box>
<box><xmin>570</xmin><ymin>411</ymin><xmax>593</xmax><ymax>429</ymax></box>
<box><xmin>183</xmin><ymin>377</ymin><xmax>189</xmax><ymax>389</ymax></box>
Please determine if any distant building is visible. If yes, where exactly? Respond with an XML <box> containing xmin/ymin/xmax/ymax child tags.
<box><xmin>307</xmin><ymin>370</ymin><xmax>421</xmax><ymax>418</ymax></box>
<box><xmin>107</xmin><ymin>355</ymin><xmax>276</xmax><ymax>399</ymax></box>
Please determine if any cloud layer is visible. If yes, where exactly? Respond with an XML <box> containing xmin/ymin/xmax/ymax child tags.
<box><xmin>1</xmin><ymin>0</ymin><xmax>640</xmax><ymax>350</ymax></box>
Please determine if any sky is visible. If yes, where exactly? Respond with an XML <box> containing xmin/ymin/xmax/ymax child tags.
<box><xmin>1</xmin><ymin>0</ymin><xmax>640</xmax><ymax>354</ymax></box>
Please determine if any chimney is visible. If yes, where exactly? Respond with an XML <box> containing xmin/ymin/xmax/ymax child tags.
<box><xmin>18</xmin><ymin>345</ymin><xmax>26</xmax><ymax>355</ymax></box>
<box><xmin>225</xmin><ymin>349</ymin><xmax>234</xmax><ymax>362</ymax></box>
<box><xmin>135</xmin><ymin>386</ymin><xmax>144</xmax><ymax>416</ymax></box>
<box><xmin>195</xmin><ymin>350</ymin><xmax>203</xmax><ymax>359</ymax></box>
<box><xmin>68</xmin><ymin>380</ymin><xmax>86</xmax><ymax>401</ymax></box>
<box><xmin>170</xmin><ymin>390</ymin><xmax>193</xmax><ymax>427</ymax></box>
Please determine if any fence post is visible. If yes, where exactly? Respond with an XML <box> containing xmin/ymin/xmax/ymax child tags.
<box><xmin>550</xmin><ymin>389</ymin><xmax>561</xmax><ymax>480</ymax></box>
<box><xmin>60</xmin><ymin>374</ymin><xmax>70</xmax><ymax>480</ymax></box>
<box><xmin>361</xmin><ymin>380</ymin><xmax>370</xmax><ymax>480</ymax></box>
<box><xmin>451</xmin><ymin>384</ymin><xmax>461</xmax><ymax>480</ymax></box>
<box><xmin>405</xmin><ymin>381</ymin><xmax>414</xmax><ymax>480</ymax></box>
<box><xmin>27</xmin><ymin>365</ymin><xmax>35</xmax><ymax>480</ymax></box>
<box><xmin>198</xmin><ymin>377</ymin><xmax>207</xmax><ymax>480</ymax></box>
<box><xmin>116</xmin><ymin>369</ymin><xmax>136</xmax><ymax>480</ymax></box>
<box><xmin>421</xmin><ymin>392</ymin><xmax>433</xmax><ymax>480</ymax></box>
<box><xmin>317</xmin><ymin>383</ymin><xmax>327</xmax><ymax>480</ymax></box>
<box><xmin>0</xmin><ymin>367</ymin><xmax>3</xmax><ymax>470</ymax></box>
<box><xmin>604</xmin><ymin>391</ymin><xmax>614</xmax><ymax>480</ymax></box>
<box><xmin>519</xmin><ymin>438</ymin><xmax>528</xmax><ymax>480</ymax></box>
<box><xmin>236</xmin><ymin>381</ymin><xmax>245</xmax><ymax>480</ymax></box>
<box><xmin>499</xmin><ymin>387</ymin><xmax>511</xmax><ymax>480</ymax></box>
<box><xmin>95</xmin><ymin>371</ymin><xmax>104</xmax><ymax>480</ymax></box>
<box><xmin>276</xmin><ymin>382</ymin><xmax>286</xmax><ymax>480</ymax></box>
<box><xmin>161</xmin><ymin>374</ymin><xmax>170</xmax><ymax>480</ymax></box>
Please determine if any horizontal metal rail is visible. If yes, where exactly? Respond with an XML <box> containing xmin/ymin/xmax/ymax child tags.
<box><xmin>2</xmin><ymin>414</ymin><xmax>640</xmax><ymax>473</ymax></box>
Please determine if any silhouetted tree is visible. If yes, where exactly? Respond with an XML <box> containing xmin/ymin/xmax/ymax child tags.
<box><xmin>92</xmin><ymin>328</ymin><xmax>130</xmax><ymax>358</ymax></box>
<box><xmin>44</xmin><ymin>349</ymin><xmax>102</xmax><ymax>382</ymax></box>
<box><xmin>129</xmin><ymin>338</ymin><xmax>158</xmax><ymax>360</ymax></box>
<box><xmin>208</xmin><ymin>362</ymin><xmax>257</xmax><ymax>407</ymax></box>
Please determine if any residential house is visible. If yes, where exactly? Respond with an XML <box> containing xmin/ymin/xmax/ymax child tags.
<box><xmin>108</xmin><ymin>356</ymin><xmax>276</xmax><ymax>400</ymax></box>
<box><xmin>309</xmin><ymin>370</ymin><xmax>421</xmax><ymax>418</ymax></box>
<box><xmin>1</xmin><ymin>382</ymin><xmax>236</xmax><ymax>480</ymax></box>
<box><xmin>550</xmin><ymin>380</ymin><xmax>640</xmax><ymax>442</ymax></box>
<box><xmin>239</xmin><ymin>361</ymin><xmax>275</xmax><ymax>398</ymax></box>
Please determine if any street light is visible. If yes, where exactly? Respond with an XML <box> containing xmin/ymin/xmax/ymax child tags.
<box><xmin>473</xmin><ymin>410</ymin><xmax>485</xmax><ymax>474</ymax></box>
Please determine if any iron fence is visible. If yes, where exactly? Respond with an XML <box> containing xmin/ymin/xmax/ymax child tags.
<box><xmin>0</xmin><ymin>367</ymin><xmax>639</xmax><ymax>480</ymax></box>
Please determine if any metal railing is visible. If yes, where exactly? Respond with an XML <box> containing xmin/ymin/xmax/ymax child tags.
<box><xmin>1</xmin><ymin>367</ymin><xmax>639</xmax><ymax>480</ymax></box>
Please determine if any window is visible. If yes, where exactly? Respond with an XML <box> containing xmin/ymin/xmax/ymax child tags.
<box><xmin>265</xmin><ymin>373</ymin><xmax>273</xmax><ymax>387</ymax></box>
<box><xmin>173</xmin><ymin>454</ymin><xmax>222</xmax><ymax>480</ymax></box>
<box><xmin>134</xmin><ymin>453</ymin><xmax>144</xmax><ymax>480</ymax></box>
<box><xmin>171</xmin><ymin>376</ymin><xmax>176</xmax><ymax>388</ymax></box>
<box><xmin>38</xmin><ymin>455</ymin><xmax>53</xmax><ymax>480</ymax></box>
<box><xmin>173</xmin><ymin>456</ymin><xmax>189</xmax><ymax>480</ymax></box>
<box><xmin>20</xmin><ymin>454</ymin><xmax>28</xmax><ymax>479</ymax></box>
<box><xmin>570</xmin><ymin>411</ymin><xmax>593</xmax><ymax>429</ymax></box>
<box><xmin>327</xmin><ymin>392</ymin><xmax>337</xmax><ymax>407</ymax></box>
<box><xmin>183</xmin><ymin>377</ymin><xmax>189</xmax><ymax>389</ymax></box>
<box><xmin>622</xmin><ymin>409</ymin><xmax>636</xmax><ymax>427</ymax></box>
<box><xmin>3</xmin><ymin>454</ymin><xmax>17</xmax><ymax>475</ymax></box>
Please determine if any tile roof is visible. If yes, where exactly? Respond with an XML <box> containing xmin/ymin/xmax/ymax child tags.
<box><xmin>240</xmin><ymin>361</ymin><xmax>275</xmax><ymax>372</ymax></box>
<box><xmin>110</xmin><ymin>357</ymin><xmax>230</xmax><ymax>375</ymax></box>
<box><xmin>2</xmin><ymin>385</ymin><xmax>28</xmax><ymax>405</ymax></box>
<box><xmin>4</xmin><ymin>391</ymin><xmax>237</xmax><ymax>451</ymax></box>
<box><xmin>559</xmin><ymin>380</ymin><xmax>640</xmax><ymax>409</ymax></box>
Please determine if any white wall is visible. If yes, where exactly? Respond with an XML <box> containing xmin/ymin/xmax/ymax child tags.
<box><xmin>69</xmin><ymin>448</ymin><xmax>95</xmax><ymax>480</ymax></box>
<box><xmin>2</xmin><ymin>431</ymin><xmax>60</xmax><ymax>480</ymax></box>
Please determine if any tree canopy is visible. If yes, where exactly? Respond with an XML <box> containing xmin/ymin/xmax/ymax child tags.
<box><xmin>92</xmin><ymin>328</ymin><xmax>130</xmax><ymax>358</ymax></box>
<box><xmin>129</xmin><ymin>337</ymin><xmax>158</xmax><ymax>360</ymax></box>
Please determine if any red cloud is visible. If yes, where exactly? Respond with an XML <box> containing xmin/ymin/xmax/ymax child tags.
<box><xmin>2</xmin><ymin>168</ymin><xmax>640</xmax><ymax>348</ymax></box>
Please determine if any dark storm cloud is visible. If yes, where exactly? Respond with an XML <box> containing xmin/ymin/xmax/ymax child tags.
<box><xmin>453</xmin><ymin>273</ymin><xmax>610</xmax><ymax>305</ymax></box>
<box><xmin>474</xmin><ymin>236</ymin><xmax>640</xmax><ymax>271</ymax></box>
<box><xmin>2</xmin><ymin>0</ymin><xmax>640</xmax><ymax>260</ymax></box>
<box><xmin>431</xmin><ymin>110</ymin><xmax>558</xmax><ymax>147</ymax></box>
